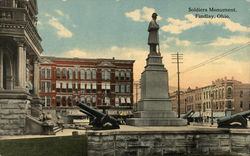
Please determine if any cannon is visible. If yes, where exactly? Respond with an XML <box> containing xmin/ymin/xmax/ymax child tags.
<box><xmin>217</xmin><ymin>110</ymin><xmax>250</xmax><ymax>128</ymax></box>
<box><xmin>182</xmin><ymin>110</ymin><xmax>194</xmax><ymax>119</ymax></box>
<box><xmin>77</xmin><ymin>102</ymin><xmax>120</xmax><ymax>130</ymax></box>
<box><xmin>182</xmin><ymin>110</ymin><xmax>194</xmax><ymax>125</ymax></box>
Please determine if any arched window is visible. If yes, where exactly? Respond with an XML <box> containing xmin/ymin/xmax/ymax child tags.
<box><xmin>41</xmin><ymin>68</ymin><xmax>46</xmax><ymax>79</ymax></box>
<box><xmin>92</xmin><ymin>70</ymin><xmax>96</xmax><ymax>79</ymax></box>
<box><xmin>126</xmin><ymin>71</ymin><xmax>131</xmax><ymax>80</ymax></box>
<box><xmin>115</xmin><ymin>71</ymin><xmax>119</xmax><ymax>80</ymax></box>
<box><xmin>69</xmin><ymin>69</ymin><xmax>73</xmax><ymax>79</ymax></box>
<box><xmin>75</xmin><ymin>70</ymin><xmax>79</xmax><ymax>79</ymax></box>
<box><xmin>86</xmin><ymin>70</ymin><xmax>91</xmax><ymax>80</ymax></box>
<box><xmin>102</xmin><ymin>70</ymin><xmax>110</xmax><ymax>80</ymax></box>
<box><xmin>46</xmin><ymin>68</ymin><xmax>51</xmax><ymax>79</ymax></box>
<box><xmin>227</xmin><ymin>87</ymin><xmax>232</xmax><ymax>98</ymax></box>
<box><xmin>62</xmin><ymin>68</ymin><xmax>67</xmax><ymax>79</ymax></box>
<box><xmin>120</xmin><ymin>71</ymin><xmax>125</xmax><ymax>80</ymax></box>
<box><xmin>56</xmin><ymin>68</ymin><xmax>61</xmax><ymax>79</ymax></box>
<box><xmin>80</xmin><ymin>70</ymin><xmax>85</xmax><ymax>80</ymax></box>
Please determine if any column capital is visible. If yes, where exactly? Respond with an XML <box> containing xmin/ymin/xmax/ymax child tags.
<box><xmin>14</xmin><ymin>38</ymin><xmax>25</xmax><ymax>47</ymax></box>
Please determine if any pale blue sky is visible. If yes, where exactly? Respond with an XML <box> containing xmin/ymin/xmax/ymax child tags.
<box><xmin>37</xmin><ymin>0</ymin><xmax>250</xmax><ymax>87</ymax></box>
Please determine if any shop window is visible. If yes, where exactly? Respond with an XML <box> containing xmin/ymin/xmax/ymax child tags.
<box><xmin>240</xmin><ymin>101</ymin><xmax>243</xmax><ymax>108</ymax></box>
<box><xmin>80</xmin><ymin>97</ymin><xmax>85</xmax><ymax>104</ymax></box>
<box><xmin>68</xmin><ymin>96</ymin><xmax>72</xmax><ymax>106</ymax></box>
<box><xmin>92</xmin><ymin>96</ymin><xmax>97</xmax><ymax>107</ymax></box>
<box><xmin>86</xmin><ymin>96</ymin><xmax>91</xmax><ymax>106</ymax></box>
<box><xmin>56</xmin><ymin>96</ymin><xmax>61</xmax><ymax>106</ymax></box>
<box><xmin>62</xmin><ymin>96</ymin><xmax>66</xmax><ymax>106</ymax></box>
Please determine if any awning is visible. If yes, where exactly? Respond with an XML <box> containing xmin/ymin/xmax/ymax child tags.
<box><xmin>81</xmin><ymin>82</ymin><xmax>85</xmax><ymax>89</ymax></box>
<box><xmin>121</xmin><ymin>97</ymin><xmax>125</xmax><ymax>103</ymax></box>
<box><xmin>92</xmin><ymin>83</ymin><xmax>96</xmax><ymax>89</ymax></box>
<box><xmin>56</xmin><ymin>82</ymin><xmax>60</xmax><ymax>88</ymax></box>
<box><xmin>213</xmin><ymin>112</ymin><xmax>225</xmax><ymax>118</ymax></box>
<box><xmin>115</xmin><ymin>97</ymin><xmax>119</xmax><ymax>104</ymax></box>
<box><xmin>62</xmin><ymin>82</ymin><xmax>67</xmax><ymax>89</ymax></box>
<box><xmin>86</xmin><ymin>83</ymin><xmax>91</xmax><ymax>89</ymax></box>
<box><xmin>75</xmin><ymin>83</ymin><xmax>78</xmax><ymax>89</ymax></box>
<box><xmin>126</xmin><ymin>97</ymin><xmax>131</xmax><ymax>103</ymax></box>
<box><xmin>191</xmin><ymin>112</ymin><xmax>202</xmax><ymax>118</ymax></box>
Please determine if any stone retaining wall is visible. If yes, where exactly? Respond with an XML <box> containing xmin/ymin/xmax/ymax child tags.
<box><xmin>0</xmin><ymin>99</ymin><xmax>30</xmax><ymax>135</ymax></box>
<box><xmin>87</xmin><ymin>128</ymin><xmax>250</xmax><ymax>156</ymax></box>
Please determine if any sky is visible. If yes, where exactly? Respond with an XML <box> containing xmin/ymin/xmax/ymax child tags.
<box><xmin>37</xmin><ymin>0</ymin><xmax>250</xmax><ymax>89</ymax></box>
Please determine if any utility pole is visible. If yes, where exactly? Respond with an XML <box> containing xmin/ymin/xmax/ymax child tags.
<box><xmin>210</xmin><ymin>92</ymin><xmax>214</xmax><ymax>125</ymax></box>
<box><xmin>172</xmin><ymin>52</ymin><xmax>183</xmax><ymax>118</ymax></box>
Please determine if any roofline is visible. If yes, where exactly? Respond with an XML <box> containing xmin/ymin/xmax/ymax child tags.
<box><xmin>41</xmin><ymin>56</ymin><xmax>135</xmax><ymax>63</ymax></box>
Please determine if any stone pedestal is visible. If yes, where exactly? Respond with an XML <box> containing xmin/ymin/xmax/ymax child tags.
<box><xmin>127</xmin><ymin>54</ymin><xmax>186</xmax><ymax>126</ymax></box>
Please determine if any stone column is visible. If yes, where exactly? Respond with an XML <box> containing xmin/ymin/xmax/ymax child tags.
<box><xmin>33</xmin><ymin>59</ymin><xmax>40</xmax><ymax>96</ymax></box>
<box><xmin>16</xmin><ymin>40</ymin><xmax>27</xmax><ymax>89</ymax></box>
<box><xmin>0</xmin><ymin>48</ymin><xmax>3</xmax><ymax>90</ymax></box>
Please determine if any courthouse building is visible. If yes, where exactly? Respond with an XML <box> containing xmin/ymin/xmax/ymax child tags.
<box><xmin>171</xmin><ymin>78</ymin><xmax>250</xmax><ymax>122</ymax></box>
<box><xmin>38</xmin><ymin>56</ymin><xmax>134</xmax><ymax>119</ymax></box>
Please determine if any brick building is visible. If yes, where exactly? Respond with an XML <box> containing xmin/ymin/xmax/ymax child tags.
<box><xmin>171</xmin><ymin>78</ymin><xmax>250</xmax><ymax>122</ymax></box>
<box><xmin>38</xmin><ymin>56</ymin><xmax>134</xmax><ymax>120</ymax></box>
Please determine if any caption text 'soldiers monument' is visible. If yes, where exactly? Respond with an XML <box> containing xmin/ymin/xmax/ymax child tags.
<box><xmin>127</xmin><ymin>13</ymin><xmax>187</xmax><ymax>126</ymax></box>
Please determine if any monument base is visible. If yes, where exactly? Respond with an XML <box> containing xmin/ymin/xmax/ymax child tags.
<box><xmin>127</xmin><ymin>99</ymin><xmax>186</xmax><ymax>126</ymax></box>
<box><xmin>127</xmin><ymin>54</ymin><xmax>187</xmax><ymax>126</ymax></box>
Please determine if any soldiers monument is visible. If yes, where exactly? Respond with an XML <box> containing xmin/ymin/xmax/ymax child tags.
<box><xmin>127</xmin><ymin>13</ymin><xmax>187</xmax><ymax>126</ymax></box>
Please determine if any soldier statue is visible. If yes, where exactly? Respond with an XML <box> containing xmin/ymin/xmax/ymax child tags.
<box><xmin>148</xmin><ymin>13</ymin><xmax>160</xmax><ymax>55</ymax></box>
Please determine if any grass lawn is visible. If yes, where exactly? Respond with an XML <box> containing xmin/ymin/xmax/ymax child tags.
<box><xmin>0</xmin><ymin>135</ymin><xmax>87</xmax><ymax>156</ymax></box>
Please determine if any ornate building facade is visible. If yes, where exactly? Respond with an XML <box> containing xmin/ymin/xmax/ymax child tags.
<box><xmin>0</xmin><ymin>0</ymin><xmax>43</xmax><ymax>135</ymax></box>
<box><xmin>171</xmin><ymin>78</ymin><xmax>250</xmax><ymax>122</ymax></box>
<box><xmin>38</xmin><ymin>56</ymin><xmax>134</xmax><ymax>119</ymax></box>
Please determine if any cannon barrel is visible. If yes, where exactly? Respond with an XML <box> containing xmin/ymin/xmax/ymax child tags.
<box><xmin>232</xmin><ymin>110</ymin><xmax>250</xmax><ymax>118</ymax></box>
<box><xmin>182</xmin><ymin>110</ymin><xmax>194</xmax><ymax>119</ymax></box>
<box><xmin>77</xmin><ymin>102</ymin><xmax>104</xmax><ymax>118</ymax></box>
<box><xmin>218</xmin><ymin>110</ymin><xmax>250</xmax><ymax>123</ymax></box>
